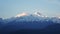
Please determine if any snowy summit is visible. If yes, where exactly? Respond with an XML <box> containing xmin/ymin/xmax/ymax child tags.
<box><xmin>15</xmin><ymin>12</ymin><xmax>28</xmax><ymax>17</ymax></box>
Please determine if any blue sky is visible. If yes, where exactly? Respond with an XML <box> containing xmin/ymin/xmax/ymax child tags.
<box><xmin>0</xmin><ymin>0</ymin><xmax>60</xmax><ymax>18</ymax></box>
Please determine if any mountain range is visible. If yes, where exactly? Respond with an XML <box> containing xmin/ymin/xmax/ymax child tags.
<box><xmin>0</xmin><ymin>12</ymin><xmax>60</xmax><ymax>34</ymax></box>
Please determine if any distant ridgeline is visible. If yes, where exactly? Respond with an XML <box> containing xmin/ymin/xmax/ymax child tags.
<box><xmin>0</xmin><ymin>13</ymin><xmax>60</xmax><ymax>34</ymax></box>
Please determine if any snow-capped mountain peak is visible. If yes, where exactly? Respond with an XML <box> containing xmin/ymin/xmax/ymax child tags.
<box><xmin>15</xmin><ymin>12</ymin><xmax>28</xmax><ymax>17</ymax></box>
<box><xmin>34</xmin><ymin>12</ymin><xmax>42</xmax><ymax>16</ymax></box>
<box><xmin>33</xmin><ymin>12</ymin><xmax>48</xmax><ymax>18</ymax></box>
<box><xmin>15</xmin><ymin>12</ymin><xmax>48</xmax><ymax>18</ymax></box>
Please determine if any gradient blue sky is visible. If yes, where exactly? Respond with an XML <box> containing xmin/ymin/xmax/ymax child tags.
<box><xmin>0</xmin><ymin>0</ymin><xmax>60</xmax><ymax>18</ymax></box>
